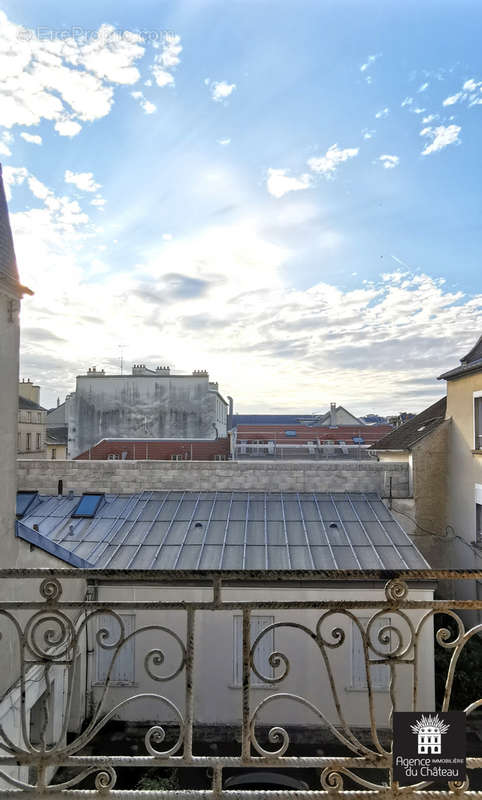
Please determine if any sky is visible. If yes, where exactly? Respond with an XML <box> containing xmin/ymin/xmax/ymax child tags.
<box><xmin>1</xmin><ymin>0</ymin><xmax>481</xmax><ymax>414</ymax></box>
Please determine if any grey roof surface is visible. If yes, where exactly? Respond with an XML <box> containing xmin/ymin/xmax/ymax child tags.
<box><xmin>19</xmin><ymin>395</ymin><xmax>46</xmax><ymax>411</ymax></box>
<box><xmin>230</xmin><ymin>415</ymin><xmax>319</xmax><ymax>426</ymax></box>
<box><xmin>46</xmin><ymin>426</ymin><xmax>68</xmax><ymax>444</ymax></box>
<box><xmin>16</xmin><ymin>490</ymin><xmax>430</xmax><ymax>571</ymax></box>
<box><xmin>0</xmin><ymin>163</ymin><xmax>18</xmax><ymax>283</ymax></box>
<box><xmin>373</xmin><ymin>397</ymin><xmax>447</xmax><ymax>451</ymax></box>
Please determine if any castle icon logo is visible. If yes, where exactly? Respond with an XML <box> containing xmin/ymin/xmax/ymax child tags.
<box><xmin>410</xmin><ymin>713</ymin><xmax>450</xmax><ymax>755</ymax></box>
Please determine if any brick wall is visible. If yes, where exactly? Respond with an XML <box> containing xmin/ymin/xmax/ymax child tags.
<box><xmin>17</xmin><ymin>459</ymin><xmax>409</xmax><ymax>496</ymax></box>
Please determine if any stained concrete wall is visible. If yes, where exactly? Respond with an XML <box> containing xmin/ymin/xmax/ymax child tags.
<box><xmin>17</xmin><ymin>458</ymin><xmax>410</xmax><ymax>496</ymax></box>
<box><xmin>69</xmin><ymin>374</ymin><xmax>228</xmax><ymax>458</ymax></box>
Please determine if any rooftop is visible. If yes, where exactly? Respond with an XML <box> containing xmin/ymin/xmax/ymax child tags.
<box><xmin>438</xmin><ymin>334</ymin><xmax>482</xmax><ymax>381</ymax></box>
<box><xmin>18</xmin><ymin>395</ymin><xmax>46</xmax><ymax>412</ymax></box>
<box><xmin>16</xmin><ymin>490</ymin><xmax>430</xmax><ymax>571</ymax></box>
<box><xmin>372</xmin><ymin>397</ymin><xmax>447</xmax><ymax>451</ymax></box>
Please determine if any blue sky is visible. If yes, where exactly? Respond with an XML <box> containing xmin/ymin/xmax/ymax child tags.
<box><xmin>1</xmin><ymin>0</ymin><xmax>481</xmax><ymax>413</ymax></box>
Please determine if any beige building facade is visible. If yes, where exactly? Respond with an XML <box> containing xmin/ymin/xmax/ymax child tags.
<box><xmin>18</xmin><ymin>380</ymin><xmax>47</xmax><ymax>459</ymax></box>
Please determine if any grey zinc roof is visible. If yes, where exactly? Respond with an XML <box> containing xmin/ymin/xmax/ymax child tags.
<box><xmin>16</xmin><ymin>490</ymin><xmax>430</xmax><ymax>570</ymax></box>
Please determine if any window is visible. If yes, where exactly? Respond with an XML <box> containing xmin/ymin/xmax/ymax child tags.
<box><xmin>285</xmin><ymin>430</ymin><xmax>297</xmax><ymax>436</ymax></box>
<box><xmin>233</xmin><ymin>615</ymin><xmax>275</xmax><ymax>687</ymax></box>
<box><xmin>107</xmin><ymin>454</ymin><xmax>119</xmax><ymax>460</ymax></box>
<box><xmin>26</xmin><ymin>432</ymin><xmax>31</xmax><ymax>450</ymax></box>
<box><xmin>351</xmin><ymin>617</ymin><xmax>391</xmax><ymax>690</ymax></box>
<box><xmin>475</xmin><ymin>395</ymin><xmax>482</xmax><ymax>450</ymax></box>
<box><xmin>17</xmin><ymin>432</ymin><xmax>21</xmax><ymax>449</ymax></box>
<box><xmin>36</xmin><ymin>433</ymin><xmax>41</xmax><ymax>450</ymax></box>
<box><xmin>214</xmin><ymin>454</ymin><xmax>226</xmax><ymax>461</ymax></box>
<box><xmin>51</xmin><ymin>448</ymin><xmax>56</xmax><ymax>460</ymax></box>
<box><xmin>72</xmin><ymin>493</ymin><xmax>104</xmax><ymax>518</ymax></box>
<box><xmin>477</xmin><ymin>504</ymin><xmax>482</xmax><ymax>544</ymax></box>
<box><xmin>16</xmin><ymin>491</ymin><xmax>38</xmax><ymax>518</ymax></box>
<box><xmin>37</xmin><ymin>412</ymin><xmax>41</xmax><ymax>423</ymax></box>
<box><xmin>95</xmin><ymin>614</ymin><xmax>135</xmax><ymax>684</ymax></box>
<box><xmin>27</xmin><ymin>412</ymin><xmax>32</xmax><ymax>423</ymax></box>
<box><xmin>170</xmin><ymin>454</ymin><xmax>185</xmax><ymax>461</ymax></box>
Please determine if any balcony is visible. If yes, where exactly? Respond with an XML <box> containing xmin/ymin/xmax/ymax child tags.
<box><xmin>0</xmin><ymin>569</ymin><xmax>480</xmax><ymax>797</ymax></box>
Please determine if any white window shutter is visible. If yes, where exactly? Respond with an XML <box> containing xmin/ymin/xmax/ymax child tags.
<box><xmin>96</xmin><ymin>614</ymin><xmax>135</xmax><ymax>684</ymax></box>
<box><xmin>233</xmin><ymin>616</ymin><xmax>274</xmax><ymax>686</ymax></box>
<box><xmin>352</xmin><ymin>617</ymin><xmax>390</xmax><ymax>690</ymax></box>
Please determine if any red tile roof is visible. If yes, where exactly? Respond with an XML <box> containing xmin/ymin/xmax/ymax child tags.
<box><xmin>234</xmin><ymin>424</ymin><xmax>392</xmax><ymax>444</ymax></box>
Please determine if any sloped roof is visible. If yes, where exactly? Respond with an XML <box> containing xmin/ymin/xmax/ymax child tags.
<box><xmin>16</xmin><ymin>490</ymin><xmax>430</xmax><ymax>570</ymax></box>
<box><xmin>19</xmin><ymin>395</ymin><xmax>46</xmax><ymax>411</ymax></box>
<box><xmin>235</xmin><ymin>424</ymin><xmax>391</xmax><ymax>444</ymax></box>
<box><xmin>230</xmin><ymin>414</ymin><xmax>318</xmax><ymax>426</ymax></box>
<box><xmin>372</xmin><ymin>397</ymin><xmax>447</xmax><ymax>451</ymax></box>
<box><xmin>46</xmin><ymin>427</ymin><xmax>68</xmax><ymax>445</ymax></box>
<box><xmin>0</xmin><ymin>164</ymin><xmax>32</xmax><ymax>296</ymax></box>
<box><xmin>438</xmin><ymin>335</ymin><xmax>482</xmax><ymax>381</ymax></box>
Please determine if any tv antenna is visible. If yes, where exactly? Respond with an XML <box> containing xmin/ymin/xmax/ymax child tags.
<box><xmin>118</xmin><ymin>345</ymin><xmax>126</xmax><ymax>375</ymax></box>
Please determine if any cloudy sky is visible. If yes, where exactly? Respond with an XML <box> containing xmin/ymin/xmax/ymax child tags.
<box><xmin>1</xmin><ymin>0</ymin><xmax>481</xmax><ymax>414</ymax></box>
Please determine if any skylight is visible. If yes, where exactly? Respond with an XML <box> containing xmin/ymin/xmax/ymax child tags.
<box><xmin>71</xmin><ymin>493</ymin><xmax>104</xmax><ymax>518</ymax></box>
<box><xmin>16</xmin><ymin>491</ymin><xmax>38</xmax><ymax>518</ymax></box>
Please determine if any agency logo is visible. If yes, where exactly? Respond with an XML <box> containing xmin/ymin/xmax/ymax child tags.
<box><xmin>393</xmin><ymin>712</ymin><xmax>466</xmax><ymax>785</ymax></box>
<box><xmin>410</xmin><ymin>713</ymin><xmax>450</xmax><ymax>755</ymax></box>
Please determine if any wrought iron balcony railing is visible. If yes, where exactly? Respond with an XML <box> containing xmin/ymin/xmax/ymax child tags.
<box><xmin>0</xmin><ymin>569</ymin><xmax>480</xmax><ymax>798</ymax></box>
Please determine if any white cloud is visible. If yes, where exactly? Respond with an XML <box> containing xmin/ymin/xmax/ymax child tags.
<box><xmin>54</xmin><ymin>119</ymin><xmax>82</xmax><ymax>137</ymax></box>
<box><xmin>379</xmin><ymin>154</ymin><xmax>399</xmax><ymax>169</ymax></box>
<box><xmin>412</xmin><ymin>107</ymin><xmax>426</xmax><ymax>114</ymax></box>
<box><xmin>307</xmin><ymin>144</ymin><xmax>359</xmax><ymax>178</ymax></box>
<box><xmin>208</xmin><ymin>80</ymin><xmax>236</xmax><ymax>102</ymax></box>
<box><xmin>362</xmin><ymin>129</ymin><xmax>375</xmax><ymax>140</ymax></box>
<box><xmin>131</xmin><ymin>91</ymin><xmax>156</xmax><ymax>114</ymax></box>
<box><xmin>151</xmin><ymin>33</ymin><xmax>182</xmax><ymax>87</ymax></box>
<box><xmin>0</xmin><ymin>12</ymin><xmax>146</xmax><ymax>136</ymax></box>
<box><xmin>443</xmin><ymin>92</ymin><xmax>462</xmax><ymax>106</ymax></box>
<box><xmin>418</xmin><ymin>82</ymin><xmax>429</xmax><ymax>92</ymax></box>
<box><xmin>375</xmin><ymin>107</ymin><xmax>390</xmax><ymax>118</ymax></box>
<box><xmin>2</xmin><ymin>165</ymin><xmax>28</xmax><ymax>200</ymax></box>
<box><xmin>266</xmin><ymin>168</ymin><xmax>312</xmax><ymax>198</ymax></box>
<box><xmin>7</xmin><ymin>165</ymin><xmax>481</xmax><ymax>413</ymax></box>
<box><xmin>65</xmin><ymin>170</ymin><xmax>101</xmax><ymax>192</ymax></box>
<box><xmin>28</xmin><ymin>176</ymin><xmax>51</xmax><ymax>199</ymax></box>
<box><xmin>422</xmin><ymin>113</ymin><xmax>437</xmax><ymax>124</ymax></box>
<box><xmin>360</xmin><ymin>53</ymin><xmax>381</xmax><ymax>72</ymax></box>
<box><xmin>0</xmin><ymin>130</ymin><xmax>13</xmax><ymax>156</ymax></box>
<box><xmin>162</xmin><ymin>233</ymin><xmax>173</xmax><ymax>240</ymax></box>
<box><xmin>91</xmin><ymin>195</ymin><xmax>106</xmax><ymax>207</ymax></box>
<box><xmin>401</xmin><ymin>97</ymin><xmax>413</xmax><ymax>107</ymax></box>
<box><xmin>442</xmin><ymin>77</ymin><xmax>482</xmax><ymax>108</ymax></box>
<box><xmin>217</xmin><ymin>137</ymin><xmax>231</xmax><ymax>146</ymax></box>
<box><xmin>420</xmin><ymin>124</ymin><xmax>461</xmax><ymax>155</ymax></box>
<box><xmin>20</xmin><ymin>131</ymin><xmax>42</xmax><ymax>145</ymax></box>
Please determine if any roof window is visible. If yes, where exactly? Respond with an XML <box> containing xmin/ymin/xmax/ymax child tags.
<box><xmin>16</xmin><ymin>491</ymin><xmax>38</xmax><ymax>518</ymax></box>
<box><xmin>71</xmin><ymin>493</ymin><xmax>104</xmax><ymax>518</ymax></box>
<box><xmin>284</xmin><ymin>430</ymin><xmax>297</xmax><ymax>436</ymax></box>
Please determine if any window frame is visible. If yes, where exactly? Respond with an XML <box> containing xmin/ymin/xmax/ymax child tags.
<box><xmin>474</xmin><ymin>392</ymin><xmax>482</xmax><ymax>450</ymax></box>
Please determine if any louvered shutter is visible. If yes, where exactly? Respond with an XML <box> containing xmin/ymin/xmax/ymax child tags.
<box><xmin>96</xmin><ymin>614</ymin><xmax>135</xmax><ymax>684</ymax></box>
<box><xmin>351</xmin><ymin>617</ymin><xmax>390</xmax><ymax>690</ymax></box>
<box><xmin>233</xmin><ymin>616</ymin><xmax>274</xmax><ymax>686</ymax></box>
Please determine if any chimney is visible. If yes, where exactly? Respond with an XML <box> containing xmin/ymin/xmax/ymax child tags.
<box><xmin>330</xmin><ymin>402</ymin><xmax>337</xmax><ymax>427</ymax></box>
<box><xmin>227</xmin><ymin>396</ymin><xmax>234</xmax><ymax>417</ymax></box>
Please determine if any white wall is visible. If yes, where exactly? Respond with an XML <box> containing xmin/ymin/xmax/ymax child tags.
<box><xmin>91</xmin><ymin>584</ymin><xmax>435</xmax><ymax>731</ymax></box>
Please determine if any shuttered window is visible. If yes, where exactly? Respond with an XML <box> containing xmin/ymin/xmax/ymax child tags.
<box><xmin>96</xmin><ymin>614</ymin><xmax>135</xmax><ymax>684</ymax></box>
<box><xmin>475</xmin><ymin>397</ymin><xmax>482</xmax><ymax>450</ymax></box>
<box><xmin>233</xmin><ymin>615</ymin><xmax>275</xmax><ymax>687</ymax></box>
<box><xmin>351</xmin><ymin>617</ymin><xmax>390</xmax><ymax>690</ymax></box>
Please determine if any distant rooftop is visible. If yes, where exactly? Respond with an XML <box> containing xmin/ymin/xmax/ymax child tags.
<box><xmin>438</xmin><ymin>335</ymin><xmax>482</xmax><ymax>382</ymax></box>
<box><xmin>18</xmin><ymin>396</ymin><xmax>46</xmax><ymax>412</ymax></box>
<box><xmin>372</xmin><ymin>397</ymin><xmax>447</xmax><ymax>451</ymax></box>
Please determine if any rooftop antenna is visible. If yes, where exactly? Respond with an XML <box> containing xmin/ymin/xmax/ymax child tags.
<box><xmin>118</xmin><ymin>345</ymin><xmax>126</xmax><ymax>375</ymax></box>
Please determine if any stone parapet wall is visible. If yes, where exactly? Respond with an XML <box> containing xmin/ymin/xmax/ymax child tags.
<box><xmin>17</xmin><ymin>459</ymin><xmax>409</xmax><ymax>497</ymax></box>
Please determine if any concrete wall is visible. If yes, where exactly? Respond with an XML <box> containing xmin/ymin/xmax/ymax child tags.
<box><xmin>69</xmin><ymin>374</ymin><xmax>228</xmax><ymax>458</ymax></box>
<box><xmin>0</xmin><ymin>282</ymin><xmax>20</xmax><ymax>568</ymax></box>
<box><xmin>17</xmin><ymin>459</ymin><xmax>410</xmax><ymax>496</ymax></box>
<box><xmin>92</xmin><ymin>584</ymin><xmax>435</xmax><ymax>729</ymax></box>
